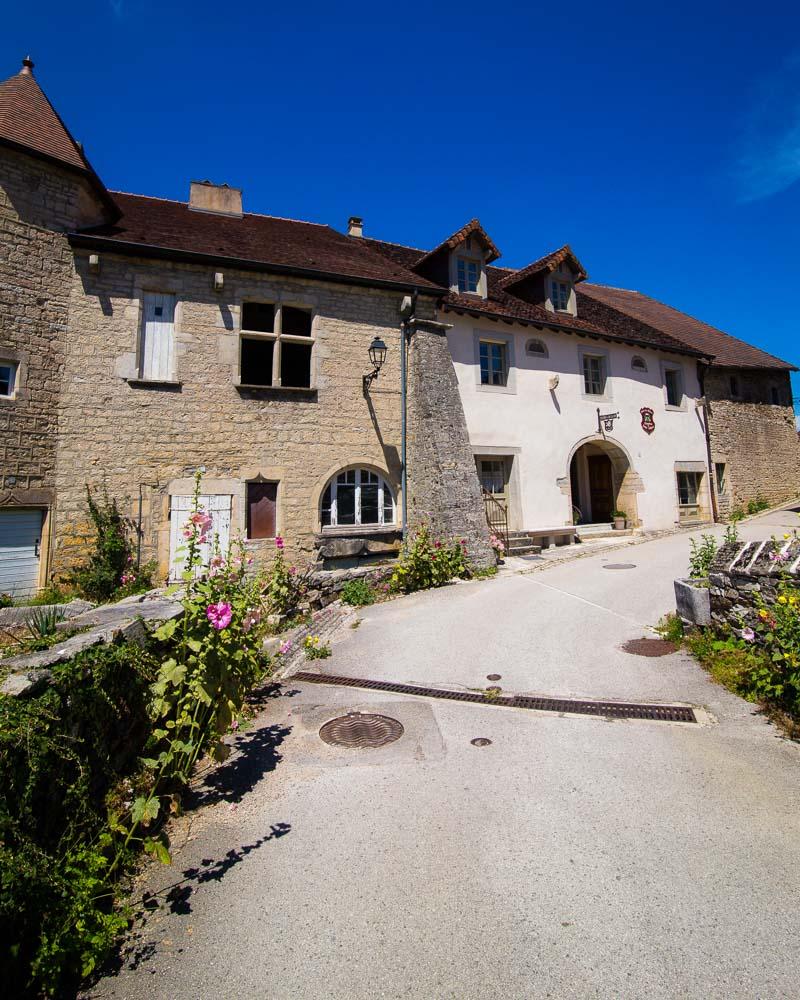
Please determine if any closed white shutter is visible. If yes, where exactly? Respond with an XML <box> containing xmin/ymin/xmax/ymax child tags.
<box><xmin>169</xmin><ymin>494</ymin><xmax>232</xmax><ymax>580</ymax></box>
<box><xmin>0</xmin><ymin>508</ymin><xmax>44</xmax><ymax>597</ymax></box>
<box><xmin>141</xmin><ymin>293</ymin><xmax>175</xmax><ymax>381</ymax></box>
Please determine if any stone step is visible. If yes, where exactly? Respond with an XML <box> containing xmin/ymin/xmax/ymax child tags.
<box><xmin>576</xmin><ymin>526</ymin><xmax>635</xmax><ymax>540</ymax></box>
<box><xmin>507</xmin><ymin>543</ymin><xmax>542</xmax><ymax>556</ymax></box>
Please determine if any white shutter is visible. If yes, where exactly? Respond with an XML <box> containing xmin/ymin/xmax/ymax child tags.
<box><xmin>0</xmin><ymin>509</ymin><xmax>43</xmax><ymax>597</ymax></box>
<box><xmin>169</xmin><ymin>494</ymin><xmax>233</xmax><ymax>581</ymax></box>
<box><xmin>142</xmin><ymin>293</ymin><xmax>175</xmax><ymax>381</ymax></box>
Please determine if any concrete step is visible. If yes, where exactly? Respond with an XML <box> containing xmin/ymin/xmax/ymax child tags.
<box><xmin>576</xmin><ymin>524</ymin><xmax>635</xmax><ymax>540</ymax></box>
<box><xmin>506</xmin><ymin>542</ymin><xmax>542</xmax><ymax>556</ymax></box>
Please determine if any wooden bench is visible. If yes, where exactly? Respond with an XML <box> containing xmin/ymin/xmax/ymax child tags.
<box><xmin>527</xmin><ymin>526</ymin><xmax>577</xmax><ymax>549</ymax></box>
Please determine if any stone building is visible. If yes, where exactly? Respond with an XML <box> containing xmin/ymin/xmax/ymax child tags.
<box><xmin>1</xmin><ymin>57</ymin><xmax>797</xmax><ymax>595</ymax></box>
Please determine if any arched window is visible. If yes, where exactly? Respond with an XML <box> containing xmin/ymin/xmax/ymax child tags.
<box><xmin>321</xmin><ymin>468</ymin><xmax>396</xmax><ymax>528</ymax></box>
<box><xmin>526</xmin><ymin>338</ymin><xmax>548</xmax><ymax>358</ymax></box>
<box><xmin>631</xmin><ymin>355</ymin><xmax>648</xmax><ymax>373</ymax></box>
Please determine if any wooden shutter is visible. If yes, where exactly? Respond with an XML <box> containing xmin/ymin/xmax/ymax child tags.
<box><xmin>169</xmin><ymin>494</ymin><xmax>232</xmax><ymax>580</ymax></box>
<box><xmin>247</xmin><ymin>482</ymin><xmax>277</xmax><ymax>539</ymax></box>
<box><xmin>142</xmin><ymin>293</ymin><xmax>175</xmax><ymax>381</ymax></box>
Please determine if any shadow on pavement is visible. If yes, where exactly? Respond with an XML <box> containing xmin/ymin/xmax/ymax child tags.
<box><xmin>187</xmin><ymin>721</ymin><xmax>292</xmax><ymax>808</ymax></box>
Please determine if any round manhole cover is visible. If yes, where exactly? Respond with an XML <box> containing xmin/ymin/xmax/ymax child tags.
<box><xmin>603</xmin><ymin>563</ymin><xmax>637</xmax><ymax>570</ymax></box>
<box><xmin>319</xmin><ymin>712</ymin><xmax>404</xmax><ymax>749</ymax></box>
<box><xmin>622</xmin><ymin>638</ymin><xmax>678</xmax><ymax>657</ymax></box>
<box><xmin>471</xmin><ymin>738</ymin><xmax>493</xmax><ymax>747</ymax></box>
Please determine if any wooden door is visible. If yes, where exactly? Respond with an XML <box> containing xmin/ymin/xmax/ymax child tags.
<box><xmin>587</xmin><ymin>455</ymin><xmax>614</xmax><ymax>523</ymax></box>
<box><xmin>247</xmin><ymin>482</ymin><xmax>277</xmax><ymax>539</ymax></box>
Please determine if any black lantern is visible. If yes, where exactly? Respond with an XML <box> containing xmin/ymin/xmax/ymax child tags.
<box><xmin>363</xmin><ymin>336</ymin><xmax>388</xmax><ymax>392</ymax></box>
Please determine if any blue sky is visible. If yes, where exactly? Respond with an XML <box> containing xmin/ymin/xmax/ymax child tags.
<box><xmin>4</xmin><ymin>1</ymin><xmax>799</xmax><ymax>412</ymax></box>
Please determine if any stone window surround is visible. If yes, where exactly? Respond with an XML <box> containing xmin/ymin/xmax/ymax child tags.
<box><xmin>0</xmin><ymin>349</ymin><xmax>26</xmax><ymax>402</ymax></box>
<box><xmin>319</xmin><ymin>467</ymin><xmax>396</xmax><ymax>530</ymax></box>
<box><xmin>236</xmin><ymin>296</ymin><xmax>318</xmax><ymax>390</ymax></box>
<box><xmin>578</xmin><ymin>345</ymin><xmax>612</xmax><ymax>402</ymax></box>
<box><xmin>473</xmin><ymin>328</ymin><xmax>517</xmax><ymax>395</ymax></box>
<box><xmin>127</xmin><ymin>282</ymin><xmax>183</xmax><ymax>387</ymax></box>
<box><xmin>525</xmin><ymin>337</ymin><xmax>549</xmax><ymax>359</ymax></box>
<box><xmin>673</xmin><ymin>460</ymin><xmax>712</xmax><ymax>522</ymax></box>
<box><xmin>661</xmin><ymin>359</ymin><xmax>686</xmax><ymax>411</ymax></box>
<box><xmin>472</xmin><ymin>445</ymin><xmax>523</xmax><ymax>531</ymax></box>
<box><xmin>311</xmin><ymin>459</ymin><xmax>399</xmax><ymax>535</ymax></box>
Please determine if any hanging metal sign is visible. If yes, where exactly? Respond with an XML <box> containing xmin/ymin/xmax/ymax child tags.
<box><xmin>640</xmin><ymin>407</ymin><xmax>655</xmax><ymax>434</ymax></box>
<box><xmin>597</xmin><ymin>408</ymin><xmax>620</xmax><ymax>433</ymax></box>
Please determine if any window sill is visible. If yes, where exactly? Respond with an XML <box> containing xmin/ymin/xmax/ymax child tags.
<box><xmin>236</xmin><ymin>384</ymin><xmax>317</xmax><ymax>399</ymax></box>
<box><xmin>476</xmin><ymin>382</ymin><xmax>516</xmax><ymax>395</ymax></box>
<box><xmin>126</xmin><ymin>378</ymin><xmax>183</xmax><ymax>390</ymax></box>
<box><xmin>664</xmin><ymin>404</ymin><xmax>686</xmax><ymax>412</ymax></box>
<box><xmin>317</xmin><ymin>525</ymin><xmax>399</xmax><ymax>538</ymax></box>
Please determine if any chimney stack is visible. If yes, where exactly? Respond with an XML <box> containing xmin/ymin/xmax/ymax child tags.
<box><xmin>189</xmin><ymin>180</ymin><xmax>243</xmax><ymax>218</ymax></box>
<box><xmin>347</xmin><ymin>216</ymin><xmax>363</xmax><ymax>238</ymax></box>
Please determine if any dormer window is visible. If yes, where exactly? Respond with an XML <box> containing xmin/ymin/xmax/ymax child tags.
<box><xmin>457</xmin><ymin>257</ymin><xmax>480</xmax><ymax>294</ymax></box>
<box><xmin>551</xmin><ymin>279</ymin><xmax>570</xmax><ymax>312</ymax></box>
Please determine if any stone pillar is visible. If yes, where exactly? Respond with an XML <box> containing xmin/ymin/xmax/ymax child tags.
<box><xmin>406</xmin><ymin>318</ymin><xmax>494</xmax><ymax>567</ymax></box>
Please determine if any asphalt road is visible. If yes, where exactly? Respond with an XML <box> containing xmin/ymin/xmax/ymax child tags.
<box><xmin>89</xmin><ymin>507</ymin><xmax>800</xmax><ymax>1000</ymax></box>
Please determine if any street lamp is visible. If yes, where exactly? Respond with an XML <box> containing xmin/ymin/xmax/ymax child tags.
<box><xmin>362</xmin><ymin>336</ymin><xmax>387</xmax><ymax>392</ymax></box>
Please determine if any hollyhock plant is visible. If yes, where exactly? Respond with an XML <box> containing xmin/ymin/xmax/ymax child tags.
<box><xmin>207</xmin><ymin>601</ymin><xmax>233</xmax><ymax>630</ymax></box>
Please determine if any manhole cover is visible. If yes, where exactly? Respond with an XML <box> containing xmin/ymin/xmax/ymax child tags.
<box><xmin>622</xmin><ymin>638</ymin><xmax>678</xmax><ymax>657</ymax></box>
<box><xmin>471</xmin><ymin>738</ymin><xmax>493</xmax><ymax>747</ymax></box>
<box><xmin>603</xmin><ymin>563</ymin><xmax>637</xmax><ymax>570</ymax></box>
<box><xmin>319</xmin><ymin>712</ymin><xmax>404</xmax><ymax>749</ymax></box>
<box><xmin>486</xmin><ymin>674</ymin><xmax>502</xmax><ymax>681</ymax></box>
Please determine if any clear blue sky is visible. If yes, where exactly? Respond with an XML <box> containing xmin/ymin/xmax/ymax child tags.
<box><xmin>4</xmin><ymin>1</ymin><xmax>799</xmax><ymax>412</ymax></box>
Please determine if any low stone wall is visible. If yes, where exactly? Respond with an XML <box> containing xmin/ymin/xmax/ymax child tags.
<box><xmin>306</xmin><ymin>564</ymin><xmax>393</xmax><ymax>610</ymax></box>
<box><xmin>708</xmin><ymin>538</ymin><xmax>800</xmax><ymax>629</ymax></box>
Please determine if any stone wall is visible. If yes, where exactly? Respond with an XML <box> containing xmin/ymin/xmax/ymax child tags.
<box><xmin>406</xmin><ymin>318</ymin><xmax>494</xmax><ymax>567</ymax></box>
<box><xmin>708</xmin><ymin>538</ymin><xmax>800</xmax><ymax>629</ymax></box>
<box><xmin>705</xmin><ymin>369</ymin><xmax>800</xmax><ymax>518</ymax></box>
<box><xmin>0</xmin><ymin>146</ymin><xmax>109</xmax><ymax>580</ymax></box>
<box><xmin>55</xmin><ymin>249</ymin><xmax>436</xmax><ymax>578</ymax></box>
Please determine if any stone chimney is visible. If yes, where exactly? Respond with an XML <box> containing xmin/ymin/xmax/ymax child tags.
<box><xmin>347</xmin><ymin>216</ymin><xmax>363</xmax><ymax>238</ymax></box>
<box><xmin>189</xmin><ymin>180</ymin><xmax>243</xmax><ymax>218</ymax></box>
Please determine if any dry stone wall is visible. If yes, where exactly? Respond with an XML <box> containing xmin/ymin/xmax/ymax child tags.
<box><xmin>708</xmin><ymin>537</ymin><xmax>800</xmax><ymax>629</ymax></box>
<box><xmin>705</xmin><ymin>369</ymin><xmax>800</xmax><ymax>518</ymax></box>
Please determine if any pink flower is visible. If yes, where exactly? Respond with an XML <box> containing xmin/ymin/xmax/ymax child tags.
<box><xmin>741</xmin><ymin>627</ymin><xmax>755</xmax><ymax>642</ymax></box>
<box><xmin>275</xmin><ymin>536</ymin><xmax>285</xmax><ymax>550</ymax></box>
<box><xmin>207</xmin><ymin>601</ymin><xmax>233</xmax><ymax>630</ymax></box>
<box><xmin>288</xmin><ymin>566</ymin><xmax>297</xmax><ymax>576</ymax></box>
<box><xmin>279</xmin><ymin>640</ymin><xmax>293</xmax><ymax>655</ymax></box>
<box><xmin>230</xmin><ymin>719</ymin><xmax>239</xmax><ymax>731</ymax></box>
<box><xmin>434</xmin><ymin>541</ymin><xmax>442</xmax><ymax>549</ymax></box>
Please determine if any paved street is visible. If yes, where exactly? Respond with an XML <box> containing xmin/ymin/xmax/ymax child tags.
<box><xmin>90</xmin><ymin>508</ymin><xmax>800</xmax><ymax>1000</ymax></box>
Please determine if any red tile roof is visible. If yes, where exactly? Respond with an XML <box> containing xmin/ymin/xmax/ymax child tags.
<box><xmin>497</xmin><ymin>244</ymin><xmax>587</xmax><ymax>288</ymax></box>
<box><xmin>0</xmin><ymin>59</ymin><xmax>89</xmax><ymax>172</ymax></box>
<box><xmin>72</xmin><ymin>193</ymin><xmax>444</xmax><ymax>292</ymax></box>
<box><xmin>579</xmin><ymin>284</ymin><xmax>796</xmax><ymax>371</ymax></box>
<box><xmin>415</xmin><ymin>218</ymin><xmax>501</xmax><ymax>267</ymax></box>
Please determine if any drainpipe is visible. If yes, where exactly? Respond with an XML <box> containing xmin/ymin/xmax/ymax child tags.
<box><xmin>400</xmin><ymin>289</ymin><xmax>418</xmax><ymax>540</ymax></box>
<box><xmin>698</xmin><ymin>362</ymin><xmax>719</xmax><ymax>523</ymax></box>
<box><xmin>136</xmin><ymin>484</ymin><xmax>144</xmax><ymax>568</ymax></box>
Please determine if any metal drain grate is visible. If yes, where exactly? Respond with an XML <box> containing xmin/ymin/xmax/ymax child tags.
<box><xmin>292</xmin><ymin>672</ymin><xmax>697</xmax><ymax>724</ymax></box>
<box><xmin>319</xmin><ymin>712</ymin><xmax>404</xmax><ymax>749</ymax></box>
<box><xmin>622</xmin><ymin>638</ymin><xmax>678</xmax><ymax>657</ymax></box>
<box><xmin>603</xmin><ymin>563</ymin><xmax>637</xmax><ymax>570</ymax></box>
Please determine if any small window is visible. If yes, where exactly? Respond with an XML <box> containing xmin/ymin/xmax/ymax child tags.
<box><xmin>526</xmin><ymin>338</ymin><xmax>548</xmax><ymax>358</ymax></box>
<box><xmin>631</xmin><ymin>356</ymin><xmax>647</xmax><ymax>373</ymax></box>
<box><xmin>320</xmin><ymin>468</ymin><xmax>395</xmax><ymax>528</ymax></box>
<box><xmin>479</xmin><ymin>341</ymin><xmax>508</xmax><ymax>386</ymax></box>
<box><xmin>281</xmin><ymin>306</ymin><xmax>312</xmax><ymax>337</ymax></box>
<box><xmin>140</xmin><ymin>292</ymin><xmax>176</xmax><ymax>381</ymax></box>
<box><xmin>239</xmin><ymin>302</ymin><xmax>314</xmax><ymax>388</ymax></box>
<box><xmin>242</xmin><ymin>302</ymin><xmax>275</xmax><ymax>333</ymax></box>
<box><xmin>729</xmin><ymin>375</ymin><xmax>740</xmax><ymax>397</ymax></box>
<box><xmin>241</xmin><ymin>337</ymin><xmax>274</xmax><ymax>386</ymax></box>
<box><xmin>770</xmin><ymin>386</ymin><xmax>781</xmax><ymax>405</ymax></box>
<box><xmin>0</xmin><ymin>362</ymin><xmax>17</xmax><ymax>397</ymax></box>
<box><xmin>457</xmin><ymin>258</ymin><xmax>480</xmax><ymax>293</ymax></box>
<box><xmin>246</xmin><ymin>481</ymin><xmax>278</xmax><ymax>539</ymax></box>
<box><xmin>715</xmin><ymin>463</ymin><xmax>726</xmax><ymax>495</ymax></box>
<box><xmin>582</xmin><ymin>353</ymin><xmax>607</xmax><ymax>396</ymax></box>
<box><xmin>551</xmin><ymin>280</ymin><xmax>570</xmax><ymax>311</ymax></box>
<box><xmin>677</xmin><ymin>471</ymin><xmax>701</xmax><ymax>507</ymax></box>
<box><xmin>665</xmin><ymin>367</ymin><xmax>683</xmax><ymax>408</ymax></box>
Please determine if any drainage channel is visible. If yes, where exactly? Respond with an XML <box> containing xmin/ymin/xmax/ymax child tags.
<box><xmin>290</xmin><ymin>672</ymin><xmax>697</xmax><ymax>724</ymax></box>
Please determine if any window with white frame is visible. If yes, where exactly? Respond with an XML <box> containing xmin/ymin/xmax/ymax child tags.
<box><xmin>631</xmin><ymin>355</ymin><xmax>648</xmax><ymax>373</ymax></box>
<box><xmin>677</xmin><ymin>471</ymin><xmax>702</xmax><ymax>513</ymax></box>
<box><xmin>240</xmin><ymin>302</ymin><xmax>314</xmax><ymax>388</ymax></box>
<box><xmin>0</xmin><ymin>361</ymin><xmax>17</xmax><ymax>397</ymax></box>
<box><xmin>457</xmin><ymin>257</ymin><xmax>480</xmax><ymax>294</ymax></box>
<box><xmin>526</xmin><ymin>338</ymin><xmax>548</xmax><ymax>358</ymax></box>
<box><xmin>582</xmin><ymin>353</ymin><xmax>607</xmax><ymax>396</ymax></box>
<box><xmin>551</xmin><ymin>279</ymin><xmax>570</xmax><ymax>311</ymax></box>
<box><xmin>320</xmin><ymin>469</ymin><xmax>395</xmax><ymax>528</ymax></box>
<box><xmin>479</xmin><ymin>340</ymin><xmax>508</xmax><ymax>386</ymax></box>
<box><xmin>140</xmin><ymin>293</ymin><xmax>176</xmax><ymax>381</ymax></box>
<box><xmin>664</xmin><ymin>366</ymin><xmax>684</xmax><ymax>408</ymax></box>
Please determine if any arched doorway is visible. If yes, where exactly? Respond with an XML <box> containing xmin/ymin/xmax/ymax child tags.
<box><xmin>568</xmin><ymin>437</ymin><xmax>641</xmax><ymax>526</ymax></box>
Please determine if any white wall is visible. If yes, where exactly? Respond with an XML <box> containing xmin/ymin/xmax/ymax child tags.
<box><xmin>445</xmin><ymin>316</ymin><xmax>711</xmax><ymax>531</ymax></box>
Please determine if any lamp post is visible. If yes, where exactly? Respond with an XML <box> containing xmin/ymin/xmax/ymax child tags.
<box><xmin>362</xmin><ymin>336</ymin><xmax>387</xmax><ymax>392</ymax></box>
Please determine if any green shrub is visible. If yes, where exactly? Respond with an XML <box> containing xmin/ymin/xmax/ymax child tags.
<box><xmin>0</xmin><ymin>593</ymin><xmax>12</xmax><ymax>609</ymax></box>
<box><xmin>746</xmin><ymin>496</ymin><xmax>770</xmax><ymax>516</ymax></box>
<box><xmin>688</xmin><ymin>533</ymin><xmax>718</xmax><ymax>581</ymax></box>
<box><xmin>656</xmin><ymin>613</ymin><xmax>685</xmax><ymax>644</ymax></box>
<box><xmin>340</xmin><ymin>578</ymin><xmax>376</xmax><ymax>607</ymax></box>
<box><xmin>304</xmin><ymin>635</ymin><xmax>331</xmax><ymax>659</ymax></box>
<box><xmin>68</xmin><ymin>487</ymin><xmax>153</xmax><ymax>603</ymax></box>
<box><xmin>264</xmin><ymin>537</ymin><xmax>308</xmax><ymax>615</ymax></box>
<box><xmin>390</xmin><ymin>525</ymin><xmax>471</xmax><ymax>594</ymax></box>
<box><xmin>27</xmin><ymin>606</ymin><xmax>66</xmax><ymax>639</ymax></box>
<box><xmin>0</xmin><ymin>641</ymin><xmax>158</xmax><ymax>996</ymax></box>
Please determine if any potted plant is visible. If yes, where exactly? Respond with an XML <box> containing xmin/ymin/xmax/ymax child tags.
<box><xmin>612</xmin><ymin>509</ymin><xmax>627</xmax><ymax>530</ymax></box>
<box><xmin>673</xmin><ymin>533</ymin><xmax>716</xmax><ymax>627</ymax></box>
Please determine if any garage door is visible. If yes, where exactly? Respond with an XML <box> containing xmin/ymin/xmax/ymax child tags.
<box><xmin>0</xmin><ymin>508</ymin><xmax>44</xmax><ymax>598</ymax></box>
